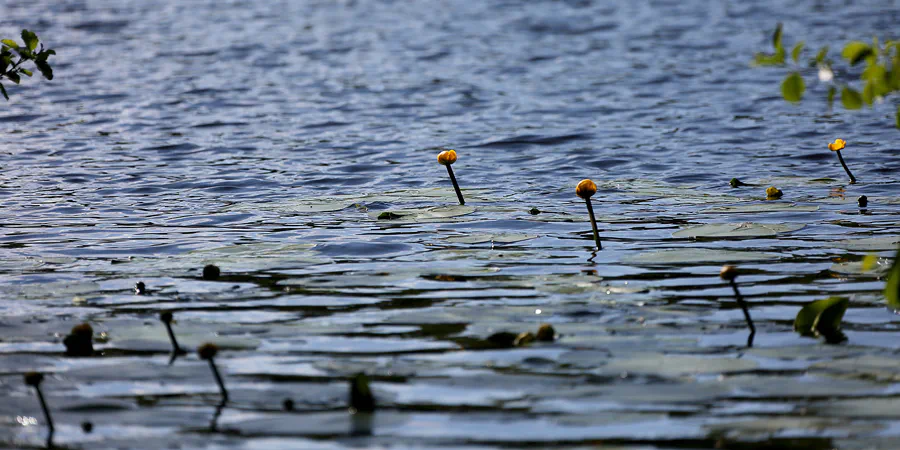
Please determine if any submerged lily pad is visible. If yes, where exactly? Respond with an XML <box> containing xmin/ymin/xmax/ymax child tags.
<box><xmin>445</xmin><ymin>233</ymin><xmax>538</xmax><ymax>244</ymax></box>
<box><xmin>673</xmin><ymin>222</ymin><xmax>804</xmax><ymax>238</ymax></box>
<box><xmin>623</xmin><ymin>248</ymin><xmax>781</xmax><ymax>264</ymax></box>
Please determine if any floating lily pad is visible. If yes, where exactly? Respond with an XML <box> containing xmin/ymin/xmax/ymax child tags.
<box><xmin>838</xmin><ymin>236</ymin><xmax>900</xmax><ymax>251</ymax></box>
<box><xmin>701</xmin><ymin>203</ymin><xmax>818</xmax><ymax>214</ymax></box>
<box><xmin>370</xmin><ymin>205</ymin><xmax>476</xmax><ymax>223</ymax></box>
<box><xmin>107</xmin><ymin>321</ymin><xmax>260</xmax><ymax>353</ymax></box>
<box><xmin>599</xmin><ymin>353</ymin><xmax>758</xmax><ymax>377</ymax></box>
<box><xmin>673</xmin><ymin>222</ymin><xmax>804</xmax><ymax>238</ymax></box>
<box><xmin>623</xmin><ymin>248</ymin><xmax>781</xmax><ymax>264</ymax></box>
<box><xmin>445</xmin><ymin>233</ymin><xmax>538</xmax><ymax>244</ymax></box>
<box><xmin>829</xmin><ymin>258</ymin><xmax>891</xmax><ymax>275</ymax></box>
<box><xmin>229</xmin><ymin>195</ymin><xmax>359</xmax><ymax>213</ymax></box>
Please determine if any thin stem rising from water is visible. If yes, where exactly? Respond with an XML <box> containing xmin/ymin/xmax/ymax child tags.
<box><xmin>835</xmin><ymin>150</ymin><xmax>856</xmax><ymax>184</ymax></box>
<box><xmin>446</xmin><ymin>166</ymin><xmax>465</xmax><ymax>205</ymax></box>
<box><xmin>729</xmin><ymin>279</ymin><xmax>756</xmax><ymax>347</ymax></box>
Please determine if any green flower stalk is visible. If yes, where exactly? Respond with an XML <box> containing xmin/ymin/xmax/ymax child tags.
<box><xmin>199</xmin><ymin>343</ymin><xmax>228</xmax><ymax>403</ymax></box>
<box><xmin>437</xmin><ymin>149</ymin><xmax>465</xmax><ymax>205</ymax></box>
<box><xmin>721</xmin><ymin>265</ymin><xmax>755</xmax><ymax>347</ymax></box>
<box><xmin>576</xmin><ymin>179</ymin><xmax>601</xmax><ymax>250</ymax></box>
<box><xmin>24</xmin><ymin>372</ymin><xmax>54</xmax><ymax>438</ymax></box>
<box><xmin>828</xmin><ymin>139</ymin><xmax>856</xmax><ymax>183</ymax></box>
<box><xmin>160</xmin><ymin>312</ymin><xmax>186</xmax><ymax>364</ymax></box>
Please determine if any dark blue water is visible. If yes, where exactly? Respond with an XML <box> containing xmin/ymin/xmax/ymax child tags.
<box><xmin>2</xmin><ymin>1</ymin><xmax>900</xmax><ymax>448</ymax></box>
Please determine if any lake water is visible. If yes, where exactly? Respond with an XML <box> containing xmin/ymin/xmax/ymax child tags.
<box><xmin>2</xmin><ymin>0</ymin><xmax>900</xmax><ymax>448</ymax></box>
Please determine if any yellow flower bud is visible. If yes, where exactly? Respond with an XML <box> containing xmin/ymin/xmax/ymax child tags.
<box><xmin>575</xmin><ymin>179</ymin><xmax>597</xmax><ymax>199</ymax></box>
<box><xmin>766</xmin><ymin>186</ymin><xmax>783</xmax><ymax>199</ymax></box>
<box><xmin>720</xmin><ymin>265</ymin><xmax>738</xmax><ymax>282</ymax></box>
<box><xmin>828</xmin><ymin>138</ymin><xmax>846</xmax><ymax>151</ymax></box>
<box><xmin>536</xmin><ymin>324</ymin><xmax>556</xmax><ymax>342</ymax></box>
<box><xmin>437</xmin><ymin>149</ymin><xmax>457</xmax><ymax>166</ymax></box>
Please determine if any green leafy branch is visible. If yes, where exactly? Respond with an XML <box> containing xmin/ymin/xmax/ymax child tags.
<box><xmin>753</xmin><ymin>23</ymin><xmax>900</xmax><ymax>128</ymax></box>
<box><xmin>1</xmin><ymin>29</ymin><xmax>55</xmax><ymax>101</ymax></box>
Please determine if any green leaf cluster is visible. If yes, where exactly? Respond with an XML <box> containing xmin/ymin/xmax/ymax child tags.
<box><xmin>794</xmin><ymin>296</ymin><xmax>849</xmax><ymax>344</ymax></box>
<box><xmin>885</xmin><ymin>245</ymin><xmax>900</xmax><ymax>311</ymax></box>
<box><xmin>1</xmin><ymin>29</ymin><xmax>55</xmax><ymax>100</ymax></box>
<box><xmin>753</xmin><ymin>25</ymin><xmax>900</xmax><ymax>128</ymax></box>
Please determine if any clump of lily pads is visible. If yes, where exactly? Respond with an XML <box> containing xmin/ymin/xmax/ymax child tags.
<box><xmin>64</xmin><ymin>323</ymin><xmax>95</xmax><ymax>357</ymax></box>
<box><xmin>794</xmin><ymin>296</ymin><xmax>849</xmax><ymax>344</ymax></box>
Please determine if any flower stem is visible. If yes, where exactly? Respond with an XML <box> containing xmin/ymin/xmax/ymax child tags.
<box><xmin>208</xmin><ymin>359</ymin><xmax>229</xmax><ymax>403</ymax></box>
<box><xmin>163</xmin><ymin>321</ymin><xmax>186</xmax><ymax>360</ymax></box>
<box><xmin>729</xmin><ymin>280</ymin><xmax>755</xmax><ymax>347</ymax></box>
<box><xmin>35</xmin><ymin>385</ymin><xmax>54</xmax><ymax>434</ymax></box>
<box><xmin>446</xmin><ymin>166</ymin><xmax>465</xmax><ymax>205</ymax></box>
<box><xmin>584</xmin><ymin>199</ymin><xmax>602</xmax><ymax>250</ymax></box>
<box><xmin>836</xmin><ymin>150</ymin><xmax>856</xmax><ymax>184</ymax></box>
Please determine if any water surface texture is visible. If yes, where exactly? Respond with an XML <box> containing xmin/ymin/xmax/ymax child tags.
<box><xmin>2</xmin><ymin>1</ymin><xmax>900</xmax><ymax>449</ymax></box>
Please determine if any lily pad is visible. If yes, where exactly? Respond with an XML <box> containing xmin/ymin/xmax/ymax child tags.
<box><xmin>837</xmin><ymin>236</ymin><xmax>900</xmax><ymax>251</ymax></box>
<box><xmin>700</xmin><ymin>203</ymin><xmax>818</xmax><ymax>214</ymax></box>
<box><xmin>445</xmin><ymin>233</ymin><xmax>538</xmax><ymax>244</ymax></box>
<box><xmin>623</xmin><ymin>248</ymin><xmax>781</xmax><ymax>264</ymax></box>
<box><xmin>107</xmin><ymin>321</ymin><xmax>260</xmax><ymax>353</ymax></box>
<box><xmin>370</xmin><ymin>205</ymin><xmax>476</xmax><ymax>223</ymax></box>
<box><xmin>229</xmin><ymin>195</ymin><xmax>359</xmax><ymax>213</ymax></box>
<box><xmin>673</xmin><ymin>222</ymin><xmax>804</xmax><ymax>238</ymax></box>
<box><xmin>829</xmin><ymin>258</ymin><xmax>891</xmax><ymax>275</ymax></box>
<box><xmin>599</xmin><ymin>353</ymin><xmax>758</xmax><ymax>377</ymax></box>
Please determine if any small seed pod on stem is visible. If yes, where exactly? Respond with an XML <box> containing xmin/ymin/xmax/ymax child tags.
<box><xmin>828</xmin><ymin>139</ymin><xmax>856</xmax><ymax>184</ymax></box>
<box><xmin>721</xmin><ymin>265</ymin><xmax>755</xmax><ymax>347</ymax></box>
<box><xmin>576</xmin><ymin>179</ymin><xmax>601</xmax><ymax>250</ymax></box>
<box><xmin>437</xmin><ymin>149</ymin><xmax>465</xmax><ymax>205</ymax></box>
<box><xmin>198</xmin><ymin>343</ymin><xmax>228</xmax><ymax>403</ymax></box>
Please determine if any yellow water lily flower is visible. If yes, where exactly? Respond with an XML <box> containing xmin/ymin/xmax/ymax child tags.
<box><xmin>828</xmin><ymin>138</ymin><xmax>846</xmax><ymax>151</ymax></box>
<box><xmin>437</xmin><ymin>149</ymin><xmax>457</xmax><ymax>165</ymax></box>
<box><xmin>575</xmin><ymin>179</ymin><xmax>597</xmax><ymax>199</ymax></box>
<box><xmin>766</xmin><ymin>186</ymin><xmax>783</xmax><ymax>199</ymax></box>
